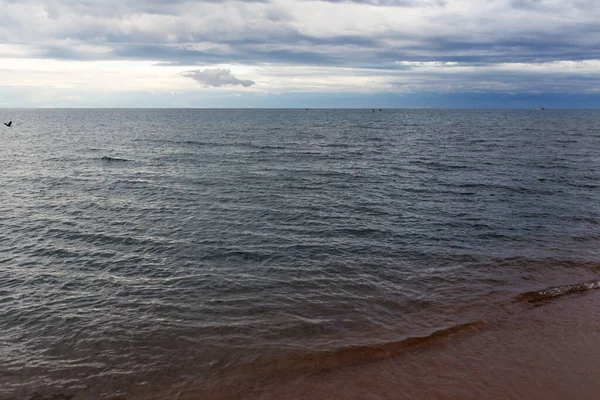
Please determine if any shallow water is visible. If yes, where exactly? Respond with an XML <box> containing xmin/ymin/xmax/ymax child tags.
<box><xmin>0</xmin><ymin>109</ymin><xmax>599</xmax><ymax>399</ymax></box>
<box><xmin>219</xmin><ymin>289</ymin><xmax>600</xmax><ymax>400</ymax></box>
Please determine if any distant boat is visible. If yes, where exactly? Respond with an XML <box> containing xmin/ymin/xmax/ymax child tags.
<box><xmin>540</xmin><ymin>107</ymin><xmax>546</xmax><ymax>110</ymax></box>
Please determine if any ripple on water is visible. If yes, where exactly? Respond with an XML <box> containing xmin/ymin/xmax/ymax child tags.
<box><xmin>0</xmin><ymin>109</ymin><xmax>599</xmax><ymax>399</ymax></box>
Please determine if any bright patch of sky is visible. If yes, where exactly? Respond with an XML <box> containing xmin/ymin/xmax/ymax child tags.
<box><xmin>1</xmin><ymin>0</ymin><xmax>599</xmax><ymax>107</ymax></box>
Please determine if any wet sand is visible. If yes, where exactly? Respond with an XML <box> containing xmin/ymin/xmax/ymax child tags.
<box><xmin>183</xmin><ymin>288</ymin><xmax>600</xmax><ymax>400</ymax></box>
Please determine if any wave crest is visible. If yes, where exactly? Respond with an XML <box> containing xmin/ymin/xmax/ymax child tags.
<box><xmin>100</xmin><ymin>156</ymin><xmax>130</xmax><ymax>162</ymax></box>
<box><xmin>248</xmin><ymin>321</ymin><xmax>484</xmax><ymax>374</ymax></box>
<box><xmin>517</xmin><ymin>280</ymin><xmax>600</xmax><ymax>303</ymax></box>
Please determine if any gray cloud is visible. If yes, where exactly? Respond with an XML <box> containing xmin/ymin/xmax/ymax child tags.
<box><xmin>2</xmin><ymin>0</ymin><xmax>600</xmax><ymax>95</ymax></box>
<box><xmin>183</xmin><ymin>68</ymin><xmax>255</xmax><ymax>87</ymax></box>
<box><xmin>2</xmin><ymin>0</ymin><xmax>599</xmax><ymax>67</ymax></box>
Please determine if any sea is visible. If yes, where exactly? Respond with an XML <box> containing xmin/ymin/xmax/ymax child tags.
<box><xmin>0</xmin><ymin>109</ymin><xmax>599</xmax><ymax>400</ymax></box>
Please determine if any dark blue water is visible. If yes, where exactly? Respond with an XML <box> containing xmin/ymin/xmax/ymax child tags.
<box><xmin>1</xmin><ymin>109</ymin><xmax>599</xmax><ymax>399</ymax></box>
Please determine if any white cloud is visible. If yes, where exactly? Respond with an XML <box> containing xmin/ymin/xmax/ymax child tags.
<box><xmin>2</xmin><ymin>58</ymin><xmax>600</xmax><ymax>99</ymax></box>
<box><xmin>396</xmin><ymin>61</ymin><xmax>459</xmax><ymax>68</ymax></box>
<box><xmin>182</xmin><ymin>68</ymin><xmax>256</xmax><ymax>87</ymax></box>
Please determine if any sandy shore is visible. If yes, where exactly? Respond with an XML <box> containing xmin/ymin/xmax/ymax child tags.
<box><xmin>183</xmin><ymin>288</ymin><xmax>600</xmax><ymax>400</ymax></box>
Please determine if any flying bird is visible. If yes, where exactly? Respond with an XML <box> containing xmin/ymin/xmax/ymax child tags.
<box><xmin>4</xmin><ymin>121</ymin><xmax>12</xmax><ymax>127</ymax></box>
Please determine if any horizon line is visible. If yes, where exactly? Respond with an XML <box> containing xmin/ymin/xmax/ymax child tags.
<box><xmin>1</xmin><ymin>107</ymin><xmax>599</xmax><ymax>110</ymax></box>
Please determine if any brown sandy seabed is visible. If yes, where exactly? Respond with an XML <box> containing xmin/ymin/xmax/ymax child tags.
<box><xmin>172</xmin><ymin>281</ymin><xmax>600</xmax><ymax>400</ymax></box>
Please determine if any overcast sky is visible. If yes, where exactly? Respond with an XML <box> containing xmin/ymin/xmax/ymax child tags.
<box><xmin>1</xmin><ymin>0</ymin><xmax>599</xmax><ymax>107</ymax></box>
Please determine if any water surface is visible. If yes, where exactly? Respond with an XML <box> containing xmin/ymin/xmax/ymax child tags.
<box><xmin>0</xmin><ymin>109</ymin><xmax>599</xmax><ymax>399</ymax></box>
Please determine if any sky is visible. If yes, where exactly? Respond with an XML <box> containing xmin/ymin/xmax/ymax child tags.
<box><xmin>1</xmin><ymin>0</ymin><xmax>600</xmax><ymax>108</ymax></box>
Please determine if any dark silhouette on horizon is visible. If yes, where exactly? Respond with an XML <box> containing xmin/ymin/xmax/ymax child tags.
<box><xmin>4</xmin><ymin>121</ymin><xmax>12</xmax><ymax>127</ymax></box>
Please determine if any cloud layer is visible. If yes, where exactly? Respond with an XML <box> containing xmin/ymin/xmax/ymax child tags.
<box><xmin>1</xmin><ymin>0</ymin><xmax>600</xmax><ymax>106</ymax></box>
<box><xmin>2</xmin><ymin>0</ymin><xmax>599</xmax><ymax>65</ymax></box>
<box><xmin>183</xmin><ymin>68</ymin><xmax>255</xmax><ymax>87</ymax></box>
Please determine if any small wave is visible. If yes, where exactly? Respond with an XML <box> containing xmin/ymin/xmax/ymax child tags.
<box><xmin>517</xmin><ymin>280</ymin><xmax>600</xmax><ymax>303</ymax></box>
<box><xmin>409</xmin><ymin>160</ymin><xmax>469</xmax><ymax>171</ymax></box>
<box><xmin>100</xmin><ymin>156</ymin><xmax>130</xmax><ymax>162</ymax></box>
<box><xmin>247</xmin><ymin>321</ymin><xmax>483</xmax><ymax>373</ymax></box>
